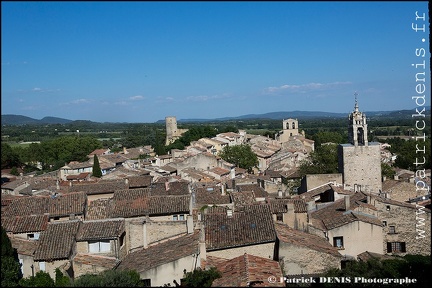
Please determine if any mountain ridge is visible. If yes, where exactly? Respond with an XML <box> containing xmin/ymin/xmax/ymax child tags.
<box><xmin>2</xmin><ymin>106</ymin><xmax>430</xmax><ymax>125</ymax></box>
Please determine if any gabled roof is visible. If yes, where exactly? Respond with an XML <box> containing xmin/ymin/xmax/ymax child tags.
<box><xmin>150</xmin><ymin>181</ymin><xmax>190</xmax><ymax>196</ymax></box>
<box><xmin>10</xmin><ymin>238</ymin><xmax>38</xmax><ymax>256</ymax></box>
<box><xmin>34</xmin><ymin>220</ymin><xmax>80</xmax><ymax>261</ymax></box>
<box><xmin>195</xmin><ymin>186</ymin><xmax>231</xmax><ymax>206</ymax></box>
<box><xmin>275</xmin><ymin>223</ymin><xmax>341</xmax><ymax>258</ymax></box>
<box><xmin>76</xmin><ymin>219</ymin><xmax>125</xmax><ymax>241</ymax></box>
<box><xmin>204</xmin><ymin>204</ymin><xmax>276</xmax><ymax>251</ymax></box>
<box><xmin>127</xmin><ymin>175</ymin><xmax>152</xmax><ymax>188</ymax></box>
<box><xmin>310</xmin><ymin>192</ymin><xmax>382</xmax><ymax>231</ymax></box>
<box><xmin>211</xmin><ymin>253</ymin><xmax>284</xmax><ymax>287</ymax></box>
<box><xmin>111</xmin><ymin>189</ymin><xmax>190</xmax><ymax>218</ymax></box>
<box><xmin>3</xmin><ymin>192</ymin><xmax>86</xmax><ymax>218</ymax></box>
<box><xmin>1</xmin><ymin>214</ymin><xmax>49</xmax><ymax>233</ymax></box>
<box><xmin>116</xmin><ymin>231</ymin><xmax>200</xmax><ymax>272</ymax></box>
<box><xmin>86</xmin><ymin>198</ymin><xmax>112</xmax><ymax>220</ymax></box>
<box><xmin>237</xmin><ymin>184</ymin><xmax>268</xmax><ymax>198</ymax></box>
<box><xmin>68</xmin><ymin>179</ymin><xmax>128</xmax><ymax>195</ymax></box>
<box><xmin>267</xmin><ymin>198</ymin><xmax>307</xmax><ymax>213</ymax></box>
<box><xmin>73</xmin><ymin>253</ymin><xmax>120</xmax><ymax>269</ymax></box>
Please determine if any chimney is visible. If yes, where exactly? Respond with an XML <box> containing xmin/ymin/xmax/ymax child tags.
<box><xmin>344</xmin><ymin>195</ymin><xmax>350</xmax><ymax>211</ymax></box>
<box><xmin>227</xmin><ymin>209</ymin><xmax>233</xmax><ymax>217</ymax></box>
<box><xmin>221</xmin><ymin>184</ymin><xmax>226</xmax><ymax>196</ymax></box>
<box><xmin>199</xmin><ymin>227</ymin><xmax>207</xmax><ymax>261</ymax></box>
<box><xmin>277</xmin><ymin>190</ymin><xmax>283</xmax><ymax>198</ymax></box>
<box><xmin>187</xmin><ymin>215</ymin><xmax>194</xmax><ymax>234</ymax></box>
<box><xmin>123</xmin><ymin>147</ymin><xmax>128</xmax><ymax>154</ymax></box>
<box><xmin>125</xmin><ymin>178</ymin><xmax>129</xmax><ymax>186</ymax></box>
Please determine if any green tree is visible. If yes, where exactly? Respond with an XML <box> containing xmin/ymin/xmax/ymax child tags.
<box><xmin>1</xmin><ymin>143</ymin><xmax>21</xmax><ymax>170</ymax></box>
<box><xmin>299</xmin><ymin>143</ymin><xmax>339</xmax><ymax>177</ymax></box>
<box><xmin>1</xmin><ymin>226</ymin><xmax>22</xmax><ymax>287</ymax></box>
<box><xmin>182</xmin><ymin>267</ymin><xmax>221</xmax><ymax>287</ymax></box>
<box><xmin>218</xmin><ymin>144</ymin><xmax>258</xmax><ymax>173</ymax></box>
<box><xmin>381</xmin><ymin>163</ymin><xmax>395</xmax><ymax>179</ymax></box>
<box><xmin>92</xmin><ymin>155</ymin><xmax>102</xmax><ymax>178</ymax></box>
<box><xmin>55</xmin><ymin>268</ymin><xmax>71</xmax><ymax>287</ymax></box>
<box><xmin>73</xmin><ymin>269</ymin><xmax>142</xmax><ymax>287</ymax></box>
<box><xmin>10</xmin><ymin>167</ymin><xmax>19</xmax><ymax>176</ymax></box>
<box><xmin>19</xmin><ymin>271</ymin><xmax>55</xmax><ymax>287</ymax></box>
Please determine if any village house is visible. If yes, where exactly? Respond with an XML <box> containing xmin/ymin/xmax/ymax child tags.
<box><xmin>116</xmin><ymin>231</ymin><xmax>200</xmax><ymax>287</ymax></box>
<box><xmin>59</xmin><ymin>161</ymin><xmax>93</xmax><ymax>181</ymax></box>
<box><xmin>203</xmin><ymin>204</ymin><xmax>276</xmax><ymax>260</ymax></box>
<box><xmin>73</xmin><ymin>219</ymin><xmax>126</xmax><ymax>278</ymax></box>
<box><xmin>369</xmin><ymin>194</ymin><xmax>431</xmax><ymax>256</ymax></box>
<box><xmin>308</xmin><ymin>192</ymin><xmax>383</xmax><ymax>259</ymax></box>
<box><xmin>33</xmin><ymin>220</ymin><xmax>81</xmax><ymax>279</ymax></box>
<box><xmin>267</xmin><ymin>198</ymin><xmax>308</xmax><ymax>231</ymax></box>
<box><xmin>274</xmin><ymin>223</ymin><xmax>342</xmax><ymax>276</ymax></box>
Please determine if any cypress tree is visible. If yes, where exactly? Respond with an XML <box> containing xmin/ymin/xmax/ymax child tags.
<box><xmin>92</xmin><ymin>155</ymin><xmax>102</xmax><ymax>178</ymax></box>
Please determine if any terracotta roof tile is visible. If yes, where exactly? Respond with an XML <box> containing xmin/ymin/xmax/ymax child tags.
<box><xmin>111</xmin><ymin>189</ymin><xmax>190</xmax><ymax>218</ymax></box>
<box><xmin>76</xmin><ymin>219</ymin><xmax>125</xmax><ymax>241</ymax></box>
<box><xmin>204</xmin><ymin>205</ymin><xmax>276</xmax><ymax>250</ymax></box>
<box><xmin>127</xmin><ymin>175</ymin><xmax>152</xmax><ymax>188</ymax></box>
<box><xmin>310</xmin><ymin>192</ymin><xmax>382</xmax><ymax>231</ymax></box>
<box><xmin>1</xmin><ymin>214</ymin><xmax>49</xmax><ymax>233</ymax></box>
<box><xmin>267</xmin><ymin>198</ymin><xmax>307</xmax><ymax>213</ymax></box>
<box><xmin>116</xmin><ymin>231</ymin><xmax>200</xmax><ymax>272</ymax></box>
<box><xmin>195</xmin><ymin>186</ymin><xmax>231</xmax><ymax>206</ymax></box>
<box><xmin>68</xmin><ymin>179</ymin><xmax>128</xmax><ymax>195</ymax></box>
<box><xmin>3</xmin><ymin>192</ymin><xmax>86</xmax><ymax>218</ymax></box>
<box><xmin>73</xmin><ymin>253</ymin><xmax>120</xmax><ymax>268</ymax></box>
<box><xmin>211</xmin><ymin>254</ymin><xmax>284</xmax><ymax>287</ymax></box>
<box><xmin>34</xmin><ymin>220</ymin><xmax>80</xmax><ymax>261</ymax></box>
<box><xmin>10</xmin><ymin>238</ymin><xmax>38</xmax><ymax>256</ymax></box>
<box><xmin>275</xmin><ymin>223</ymin><xmax>341</xmax><ymax>258</ymax></box>
<box><xmin>86</xmin><ymin>198</ymin><xmax>112</xmax><ymax>220</ymax></box>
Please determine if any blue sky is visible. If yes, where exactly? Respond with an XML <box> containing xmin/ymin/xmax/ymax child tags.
<box><xmin>1</xmin><ymin>1</ymin><xmax>430</xmax><ymax>123</ymax></box>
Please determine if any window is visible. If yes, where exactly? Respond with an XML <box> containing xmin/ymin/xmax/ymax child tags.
<box><xmin>382</xmin><ymin>221</ymin><xmax>387</xmax><ymax>226</ymax></box>
<box><xmin>27</xmin><ymin>233</ymin><xmax>40</xmax><ymax>240</ymax></box>
<box><xmin>386</xmin><ymin>205</ymin><xmax>391</xmax><ymax>211</ymax></box>
<box><xmin>172</xmin><ymin>215</ymin><xmax>178</xmax><ymax>221</ymax></box>
<box><xmin>39</xmin><ymin>262</ymin><xmax>46</xmax><ymax>271</ymax></box>
<box><xmin>142</xmin><ymin>279</ymin><xmax>151</xmax><ymax>287</ymax></box>
<box><xmin>333</xmin><ymin>237</ymin><xmax>344</xmax><ymax>249</ymax></box>
<box><xmin>276</xmin><ymin>213</ymin><xmax>283</xmax><ymax>222</ymax></box>
<box><xmin>387</xmin><ymin>242</ymin><xmax>406</xmax><ymax>253</ymax></box>
<box><xmin>88</xmin><ymin>240</ymin><xmax>110</xmax><ymax>253</ymax></box>
<box><xmin>179</xmin><ymin>214</ymin><xmax>185</xmax><ymax>221</ymax></box>
<box><xmin>389</xmin><ymin>225</ymin><xmax>396</xmax><ymax>234</ymax></box>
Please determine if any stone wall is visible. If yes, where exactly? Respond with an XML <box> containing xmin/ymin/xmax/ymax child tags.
<box><xmin>207</xmin><ymin>242</ymin><xmax>275</xmax><ymax>260</ymax></box>
<box><xmin>278</xmin><ymin>241</ymin><xmax>341</xmax><ymax>275</ymax></box>
<box><xmin>372</xmin><ymin>198</ymin><xmax>431</xmax><ymax>256</ymax></box>
<box><xmin>338</xmin><ymin>143</ymin><xmax>382</xmax><ymax>193</ymax></box>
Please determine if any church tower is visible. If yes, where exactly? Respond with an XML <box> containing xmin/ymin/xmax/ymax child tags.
<box><xmin>348</xmin><ymin>93</ymin><xmax>368</xmax><ymax>146</ymax></box>
<box><xmin>338</xmin><ymin>93</ymin><xmax>382</xmax><ymax>193</ymax></box>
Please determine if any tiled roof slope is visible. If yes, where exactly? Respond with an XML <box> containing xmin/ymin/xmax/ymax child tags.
<box><xmin>149</xmin><ymin>181</ymin><xmax>190</xmax><ymax>195</ymax></box>
<box><xmin>1</xmin><ymin>214</ymin><xmax>49</xmax><ymax>233</ymax></box>
<box><xmin>195</xmin><ymin>186</ymin><xmax>231</xmax><ymax>206</ymax></box>
<box><xmin>86</xmin><ymin>198</ymin><xmax>112</xmax><ymax>220</ymax></box>
<box><xmin>127</xmin><ymin>175</ymin><xmax>152</xmax><ymax>188</ymax></box>
<box><xmin>267</xmin><ymin>198</ymin><xmax>307</xmax><ymax>213</ymax></box>
<box><xmin>211</xmin><ymin>253</ymin><xmax>284</xmax><ymax>287</ymax></box>
<box><xmin>204</xmin><ymin>205</ymin><xmax>276</xmax><ymax>251</ymax></box>
<box><xmin>310</xmin><ymin>192</ymin><xmax>382</xmax><ymax>231</ymax></box>
<box><xmin>116</xmin><ymin>231</ymin><xmax>200</xmax><ymax>272</ymax></box>
<box><xmin>237</xmin><ymin>184</ymin><xmax>268</xmax><ymax>198</ymax></box>
<box><xmin>34</xmin><ymin>220</ymin><xmax>80</xmax><ymax>261</ymax></box>
<box><xmin>3</xmin><ymin>192</ymin><xmax>86</xmax><ymax>218</ymax></box>
<box><xmin>68</xmin><ymin>179</ymin><xmax>128</xmax><ymax>195</ymax></box>
<box><xmin>275</xmin><ymin>223</ymin><xmax>341</xmax><ymax>258</ymax></box>
<box><xmin>111</xmin><ymin>189</ymin><xmax>190</xmax><ymax>218</ymax></box>
<box><xmin>10</xmin><ymin>238</ymin><xmax>38</xmax><ymax>256</ymax></box>
<box><xmin>74</xmin><ymin>254</ymin><xmax>120</xmax><ymax>268</ymax></box>
<box><xmin>76</xmin><ymin>219</ymin><xmax>125</xmax><ymax>241</ymax></box>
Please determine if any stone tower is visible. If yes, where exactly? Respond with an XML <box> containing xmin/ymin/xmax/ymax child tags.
<box><xmin>165</xmin><ymin>116</ymin><xmax>178</xmax><ymax>146</ymax></box>
<box><xmin>338</xmin><ymin>93</ymin><xmax>382</xmax><ymax>193</ymax></box>
<box><xmin>275</xmin><ymin>118</ymin><xmax>299</xmax><ymax>142</ymax></box>
<box><xmin>165</xmin><ymin>116</ymin><xmax>188</xmax><ymax>146</ymax></box>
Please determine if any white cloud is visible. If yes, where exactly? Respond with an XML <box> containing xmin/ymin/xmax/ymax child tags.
<box><xmin>265</xmin><ymin>81</ymin><xmax>352</xmax><ymax>94</ymax></box>
<box><xmin>129</xmin><ymin>95</ymin><xmax>145</xmax><ymax>100</ymax></box>
<box><xmin>186</xmin><ymin>93</ymin><xmax>230</xmax><ymax>102</ymax></box>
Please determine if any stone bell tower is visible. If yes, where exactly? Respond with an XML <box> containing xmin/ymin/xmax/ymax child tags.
<box><xmin>348</xmin><ymin>92</ymin><xmax>368</xmax><ymax>146</ymax></box>
<box><xmin>338</xmin><ymin>93</ymin><xmax>382</xmax><ymax>193</ymax></box>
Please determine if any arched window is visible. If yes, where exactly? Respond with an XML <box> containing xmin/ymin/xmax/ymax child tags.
<box><xmin>292</xmin><ymin>122</ymin><xmax>295</xmax><ymax>129</ymax></box>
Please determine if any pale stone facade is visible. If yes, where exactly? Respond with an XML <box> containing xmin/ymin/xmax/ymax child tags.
<box><xmin>338</xmin><ymin>99</ymin><xmax>382</xmax><ymax>193</ymax></box>
<box><xmin>370</xmin><ymin>195</ymin><xmax>431</xmax><ymax>256</ymax></box>
<box><xmin>206</xmin><ymin>242</ymin><xmax>275</xmax><ymax>260</ymax></box>
<box><xmin>165</xmin><ymin>116</ymin><xmax>188</xmax><ymax>146</ymax></box>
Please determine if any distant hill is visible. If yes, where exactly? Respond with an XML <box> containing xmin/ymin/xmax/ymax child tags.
<box><xmin>1</xmin><ymin>115</ymin><xmax>73</xmax><ymax>125</ymax></box>
<box><xmin>3</xmin><ymin>106</ymin><xmax>430</xmax><ymax>125</ymax></box>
